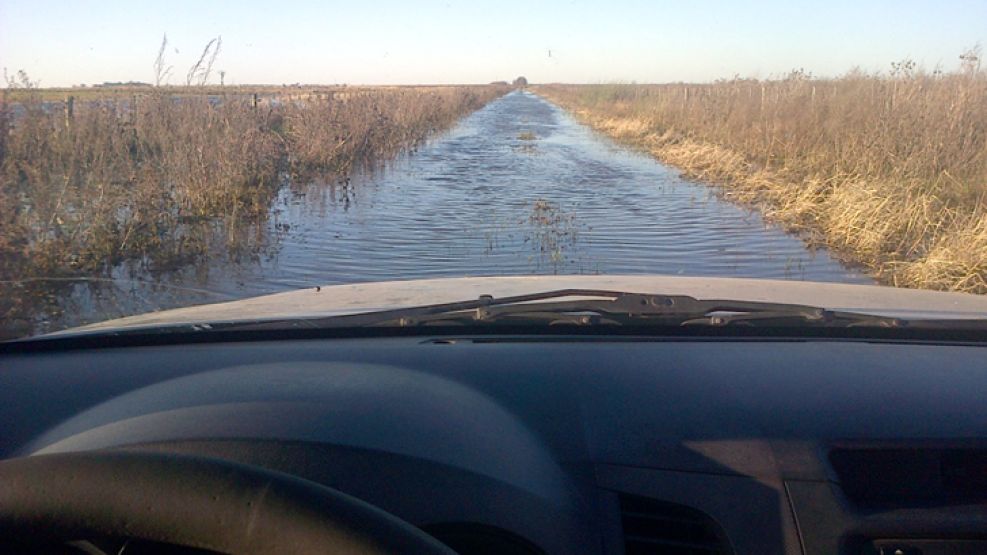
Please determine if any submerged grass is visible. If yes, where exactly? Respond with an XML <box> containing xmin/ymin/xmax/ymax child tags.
<box><xmin>536</xmin><ymin>68</ymin><xmax>987</xmax><ymax>293</ymax></box>
<box><xmin>0</xmin><ymin>85</ymin><xmax>508</xmax><ymax>280</ymax></box>
<box><xmin>0</xmin><ymin>84</ymin><xmax>508</xmax><ymax>332</ymax></box>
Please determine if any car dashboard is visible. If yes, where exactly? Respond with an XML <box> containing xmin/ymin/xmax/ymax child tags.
<box><xmin>2</xmin><ymin>334</ymin><xmax>987</xmax><ymax>555</ymax></box>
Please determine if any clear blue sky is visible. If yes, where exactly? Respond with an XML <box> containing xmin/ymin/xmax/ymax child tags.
<box><xmin>1</xmin><ymin>0</ymin><xmax>984</xmax><ymax>86</ymax></box>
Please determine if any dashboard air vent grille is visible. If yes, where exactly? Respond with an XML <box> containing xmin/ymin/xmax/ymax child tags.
<box><xmin>619</xmin><ymin>494</ymin><xmax>728</xmax><ymax>555</ymax></box>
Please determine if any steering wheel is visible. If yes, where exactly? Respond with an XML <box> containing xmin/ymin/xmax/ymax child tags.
<box><xmin>0</xmin><ymin>451</ymin><xmax>455</xmax><ymax>554</ymax></box>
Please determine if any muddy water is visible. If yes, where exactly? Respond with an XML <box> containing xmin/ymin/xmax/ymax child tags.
<box><xmin>18</xmin><ymin>91</ymin><xmax>870</xmax><ymax>335</ymax></box>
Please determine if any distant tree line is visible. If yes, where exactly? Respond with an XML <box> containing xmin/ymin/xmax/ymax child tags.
<box><xmin>93</xmin><ymin>81</ymin><xmax>153</xmax><ymax>88</ymax></box>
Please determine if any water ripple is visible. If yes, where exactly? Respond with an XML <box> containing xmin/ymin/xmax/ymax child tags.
<box><xmin>32</xmin><ymin>90</ymin><xmax>870</xmax><ymax>332</ymax></box>
<box><xmin>246</xmin><ymin>90</ymin><xmax>868</xmax><ymax>291</ymax></box>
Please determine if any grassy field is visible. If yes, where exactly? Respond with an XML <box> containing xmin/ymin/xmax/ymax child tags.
<box><xmin>535</xmin><ymin>69</ymin><xmax>987</xmax><ymax>293</ymax></box>
<box><xmin>0</xmin><ymin>84</ymin><xmax>509</xmax><ymax>294</ymax></box>
<box><xmin>4</xmin><ymin>83</ymin><xmax>494</xmax><ymax>102</ymax></box>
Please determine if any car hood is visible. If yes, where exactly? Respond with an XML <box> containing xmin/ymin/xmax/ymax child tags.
<box><xmin>51</xmin><ymin>275</ymin><xmax>987</xmax><ymax>335</ymax></box>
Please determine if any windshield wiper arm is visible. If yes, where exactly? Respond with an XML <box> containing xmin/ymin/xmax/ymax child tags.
<box><xmin>370</xmin><ymin>293</ymin><xmax>905</xmax><ymax>328</ymax></box>
<box><xmin>219</xmin><ymin>289</ymin><xmax>910</xmax><ymax>330</ymax></box>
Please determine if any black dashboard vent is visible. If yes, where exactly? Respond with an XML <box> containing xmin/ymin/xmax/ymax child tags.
<box><xmin>619</xmin><ymin>494</ymin><xmax>729</xmax><ymax>555</ymax></box>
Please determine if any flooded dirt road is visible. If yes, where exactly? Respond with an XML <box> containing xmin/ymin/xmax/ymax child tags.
<box><xmin>17</xmin><ymin>91</ymin><xmax>870</xmax><ymax>335</ymax></box>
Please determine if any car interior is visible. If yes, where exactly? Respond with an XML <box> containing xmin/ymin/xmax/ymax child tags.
<box><xmin>3</xmin><ymin>323</ymin><xmax>987</xmax><ymax>554</ymax></box>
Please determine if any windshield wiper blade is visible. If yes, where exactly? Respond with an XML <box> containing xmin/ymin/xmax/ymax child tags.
<box><xmin>214</xmin><ymin>289</ymin><xmax>913</xmax><ymax>330</ymax></box>
<box><xmin>371</xmin><ymin>294</ymin><xmax>905</xmax><ymax>328</ymax></box>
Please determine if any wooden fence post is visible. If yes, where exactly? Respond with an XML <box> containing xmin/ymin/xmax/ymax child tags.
<box><xmin>64</xmin><ymin>95</ymin><xmax>74</xmax><ymax>128</ymax></box>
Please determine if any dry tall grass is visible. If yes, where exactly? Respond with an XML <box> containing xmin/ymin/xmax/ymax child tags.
<box><xmin>0</xmin><ymin>85</ymin><xmax>508</xmax><ymax>283</ymax></box>
<box><xmin>537</xmin><ymin>67</ymin><xmax>987</xmax><ymax>292</ymax></box>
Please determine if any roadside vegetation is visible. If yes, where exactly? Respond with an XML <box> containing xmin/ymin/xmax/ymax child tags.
<box><xmin>0</xmin><ymin>81</ymin><xmax>508</xmax><ymax>282</ymax></box>
<box><xmin>536</xmin><ymin>51</ymin><xmax>987</xmax><ymax>292</ymax></box>
<box><xmin>0</xmin><ymin>75</ymin><xmax>507</xmax><ymax>334</ymax></box>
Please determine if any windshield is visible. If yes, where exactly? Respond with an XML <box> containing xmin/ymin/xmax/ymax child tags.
<box><xmin>1</xmin><ymin>1</ymin><xmax>985</xmax><ymax>339</ymax></box>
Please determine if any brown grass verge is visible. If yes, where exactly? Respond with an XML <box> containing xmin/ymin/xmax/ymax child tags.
<box><xmin>536</xmin><ymin>74</ymin><xmax>987</xmax><ymax>293</ymax></box>
<box><xmin>0</xmin><ymin>84</ymin><xmax>509</xmax><ymax>332</ymax></box>
<box><xmin>0</xmin><ymin>85</ymin><xmax>508</xmax><ymax>280</ymax></box>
